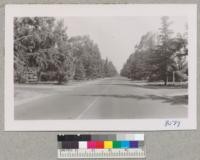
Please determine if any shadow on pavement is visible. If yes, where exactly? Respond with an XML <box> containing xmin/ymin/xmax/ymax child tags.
<box><xmin>77</xmin><ymin>94</ymin><xmax>146</xmax><ymax>100</ymax></box>
<box><xmin>97</xmin><ymin>83</ymin><xmax>187</xmax><ymax>89</ymax></box>
<box><xmin>147</xmin><ymin>94</ymin><xmax>188</xmax><ymax>105</ymax></box>
<box><xmin>76</xmin><ymin>94</ymin><xmax>188</xmax><ymax>105</ymax></box>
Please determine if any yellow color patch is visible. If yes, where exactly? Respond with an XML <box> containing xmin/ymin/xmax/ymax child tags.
<box><xmin>104</xmin><ymin>141</ymin><xmax>113</xmax><ymax>149</ymax></box>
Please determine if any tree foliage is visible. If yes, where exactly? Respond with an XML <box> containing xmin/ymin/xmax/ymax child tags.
<box><xmin>14</xmin><ymin>17</ymin><xmax>118</xmax><ymax>84</ymax></box>
<box><xmin>120</xmin><ymin>17</ymin><xmax>188</xmax><ymax>85</ymax></box>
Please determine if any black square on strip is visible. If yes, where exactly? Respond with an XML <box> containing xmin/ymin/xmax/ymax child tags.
<box><xmin>62</xmin><ymin>141</ymin><xmax>79</xmax><ymax>149</ymax></box>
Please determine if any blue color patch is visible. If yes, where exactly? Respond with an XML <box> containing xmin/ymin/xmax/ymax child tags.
<box><xmin>120</xmin><ymin>141</ymin><xmax>130</xmax><ymax>148</ymax></box>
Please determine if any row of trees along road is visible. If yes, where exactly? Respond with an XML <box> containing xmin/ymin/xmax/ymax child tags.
<box><xmin>120</xmin><ymin>16</ymin><xmax>188</xmax><ymax>85</ymax></box>
<box><xmin>14</xmin><ymin>17</ymin><xmax>117</xmax><ymax>84</ymax></box>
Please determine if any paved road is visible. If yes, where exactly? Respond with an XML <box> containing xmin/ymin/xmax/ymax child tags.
<box><xmin>15</xmin><ymin>77</ymin><xmax>187</xmax><ymax>120</ymax></box>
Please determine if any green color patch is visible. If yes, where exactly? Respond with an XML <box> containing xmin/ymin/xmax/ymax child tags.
<box><xmin>113</xmin><ymin>141</ymin><xmax>121</xmax><ymax>148</ymax></box>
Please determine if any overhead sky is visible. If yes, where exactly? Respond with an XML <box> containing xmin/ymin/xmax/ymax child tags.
<box><xmin>63</xmin><ymin>16</ymin><xmax>187</xmax><ymax>72</ymax></box>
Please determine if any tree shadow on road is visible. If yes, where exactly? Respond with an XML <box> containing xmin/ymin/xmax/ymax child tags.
<box><xmin>97</xmin><ymin>83</ymin><xmax>187</xmax><ymax>89</ymax></box>
<box><xmin>147</xmin><ymin>94</ymin><xmax>188</xmax><ymax>105</ymax></box>
<box><xmin>78</xmin><ymin>94</ymin><xmax>146</xmax><ymax>100</ymax></box>
<box><xmin>76</xmin><ymin>94</ymin><xmax>188</xmax><ymax>105</ymax></box>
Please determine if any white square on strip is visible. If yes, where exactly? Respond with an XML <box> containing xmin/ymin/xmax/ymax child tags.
<box><xmin>125</xmin><ymin>134</ymin><xmax>135</xmax><ymax>140</ymax></box>
<box><xmin>134</xmin><ymin>134</ymin><xmax>144</xmax><ymax>141</ymax></box>
<box><xmin>79</xmin><ymin>141</ymin><xmax>87</xmax><ymax>149</ymax></box>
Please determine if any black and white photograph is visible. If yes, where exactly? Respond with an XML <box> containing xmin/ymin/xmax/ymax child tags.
<box><xmin>5</xmin><ymin>4</ymin><xmax>197</xmax><ymax>130</ymax></box>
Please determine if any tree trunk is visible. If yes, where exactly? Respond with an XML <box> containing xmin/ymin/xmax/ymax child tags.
<box><xmin>164</xmin><ymin>79</ymin><xmax>167</xmax><ymax>86</ymax></box>
<box><xmin>172</xmin><ymin>71</ymin><xmax>175</xmax><ymax>85</ymax></box>
<box><xmin>164</xmin><ymin>73</ymin><xmax>168</xmax><ymax>85</ymax></box>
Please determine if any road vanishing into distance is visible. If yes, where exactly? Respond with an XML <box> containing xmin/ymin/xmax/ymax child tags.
<box><xmin>15</xmin><ymin>77</ymin><xmax>187</xmax><ymax>120</ymax></box>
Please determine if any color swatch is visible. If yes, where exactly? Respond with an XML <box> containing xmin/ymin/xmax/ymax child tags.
<box><xmin>57</xmin><ymin>134</ymin><xmax>145</xmax><ymax>159</ymax></box>
<box><xmin>58</xmin><ymin>134</ymin><xmax>144</xmax><ymax>149</ymax></box>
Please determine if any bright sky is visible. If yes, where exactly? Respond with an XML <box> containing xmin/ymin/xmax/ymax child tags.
<box><xmin>63</xmin><ymin>16</ymin><xmax>187</xmax><ymax>72</ymax></box>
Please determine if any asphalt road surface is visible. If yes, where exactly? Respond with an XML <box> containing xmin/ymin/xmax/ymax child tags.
<box><xmin>15</xmin><ymin>77</ymin><xmax>187</xmax><ymax>120</ymax></box>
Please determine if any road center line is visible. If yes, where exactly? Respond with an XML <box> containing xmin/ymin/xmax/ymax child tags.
<box><xmin>76</xmin><ymin>97</ymin><xmax>100</xmax><ymax>119</ymax></box>
<box><xmin>76</xmin><ymin>79</ymin><xmax>113</xmax><ymax>119</ymax></box>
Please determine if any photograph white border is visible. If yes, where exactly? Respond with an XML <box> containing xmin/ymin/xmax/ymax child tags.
<box><xmin>5</xmin><ymin>4</ymin><xmax>197</xmax><ymax>131</ymax></box>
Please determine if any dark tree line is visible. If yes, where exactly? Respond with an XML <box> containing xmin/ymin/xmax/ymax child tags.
<box><xmin>120</xmin><ymin>16</ymin><xmax>188</xmax><ymax>85</ymax></box>
<box><xmin>14</xmin><ymin>17</ymin><xmax>117</xmax><ymax>84</ymax></box>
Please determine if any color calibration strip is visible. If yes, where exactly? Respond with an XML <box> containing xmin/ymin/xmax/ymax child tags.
<box><xmin>57</xmin><ymin>134</ymin><xmax>145</xmax><ymax>159</ymax></box>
